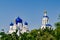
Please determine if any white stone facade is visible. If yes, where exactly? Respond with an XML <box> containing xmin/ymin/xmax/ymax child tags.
<box><xmin>41</xmin><ymin>10</ymin><xmax>52</xmax><ymax>29</ymax></box>
<box><xmin>9</xmin><ymin>17</ymin><xmax>29</xmax><ymax>36</ymax></box>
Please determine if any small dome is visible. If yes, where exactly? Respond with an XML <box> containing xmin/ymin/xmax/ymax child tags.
<box><xmin>46</xmin><ymin>24</ymin><xmax>52</xmax><ymax>27</ymax></box>
<box><xmin>43</xmin><ymin>16</ymin><xmax>49</xmax><ymax>18</ymax></box>
<box><xmin>24</xmin><ymin>22</ymin><xmax>28</xmax><ymax>25</ymax></box>
<box><xmin>16</xmin><ymin>17</ymin><xmax>22</xmax><ymax>24</ymax></box>
<box><xmin>10</xmin><ymin>22</ymin><xmax>14</xmax><ymax>26</ymax></box>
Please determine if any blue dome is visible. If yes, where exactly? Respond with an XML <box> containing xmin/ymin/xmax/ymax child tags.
<box><xmin>43</xmin><ymin>16</ymin><xmax>49</xmax><ymax>18</ymax></box>
<box><xmin>16</xmin><ymin>17</ymin><xmax>22</xmax><ymax>24</ymax></box>
<box><xmin>10</xmin><ymin>22</ymin><xmax>14</xmax><ymax>26</ymax></box>
<box><xmin>46</xmin><ymin>24</ymin><xmax>52</xmax><ymax>27</ymax></box>
<box><xmin>24</xmin><ymin>22</ymin><xmax>28</xmax><ymax>25</ymax></box>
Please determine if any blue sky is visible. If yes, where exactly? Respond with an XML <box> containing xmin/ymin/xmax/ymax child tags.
<box><xmin>0</xmin><ymin>0</ymin><xmax>60</xmax><ymax>32</ymax></box>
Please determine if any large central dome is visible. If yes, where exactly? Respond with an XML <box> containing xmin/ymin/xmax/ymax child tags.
<box><xmin>15</xmin><ymin>17</ymin><xmax>22</xmax><ymax>24</ymax></box>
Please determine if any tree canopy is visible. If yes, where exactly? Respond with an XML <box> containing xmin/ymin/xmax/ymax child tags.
<box><xmin>0</xmin><ymin>22</ymin><xmax>60</xmax><ymax>40</ymax></box>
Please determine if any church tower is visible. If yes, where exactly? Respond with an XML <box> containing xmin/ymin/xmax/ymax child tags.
<box><xmin>41</xmin><ymin>10</ymin><xmax>52</xmax><ymax>29</ymax></box>
<box><xmin>9</xmin><ymin>22</ymin><xmax>14</xmax><ymax>34</ymax></box>
<box><xmin>21</xmin><ymin>22</ymin><xmax>29</xmax><ymax>34</ymax></box>
<box><xmin>15</xmin><ymin>17</ymin><xmax>23</xmax><ymax>36</ymax></box>
<box><xmin>9</xmin><ymin>16</ymin><xmax>29</xmax><ymax>36</ymax></box>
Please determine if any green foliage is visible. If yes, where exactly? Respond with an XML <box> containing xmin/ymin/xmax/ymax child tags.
<box><xmin>55</xmin><ymin>22</ymin><xmax>60</xmax><ymax>40</ymax></box>
<box><xmin>0</xmin><ymin>22</ymin><xmax>60</xmax><ymax>40</ymax></box>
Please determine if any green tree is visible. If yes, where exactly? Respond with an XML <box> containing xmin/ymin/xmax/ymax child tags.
<box><xmin>55</xmin><ymin>22</ymin><xmax>60</xmax><ymax>40</ymax></box>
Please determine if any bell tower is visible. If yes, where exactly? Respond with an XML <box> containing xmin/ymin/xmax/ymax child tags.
<box><xmin>41</xmin><ymin>10</ymin><xmax>50</xmax><ymax>29</ymax></box>
<box><xmin>42</xmin><ymin>10</ymin><xmax>49</xmax><ymax>25</ymax></box>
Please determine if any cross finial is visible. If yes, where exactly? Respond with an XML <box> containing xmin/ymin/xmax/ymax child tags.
<box><xmin>44</xmin><ymin>9</ymin><xmax>47</xmax><ymax>16</ymax></box>
<box><xmin>44</xmin><ymin>10</ymin><xmax>47</xmax><ymax>13</ymax></box>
